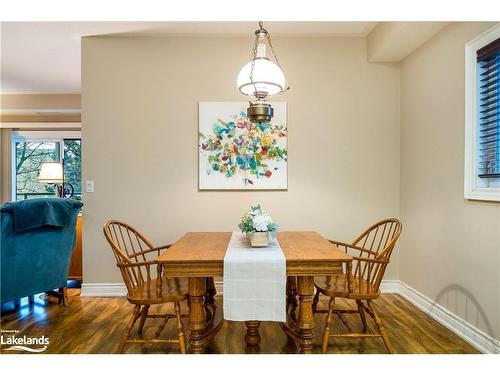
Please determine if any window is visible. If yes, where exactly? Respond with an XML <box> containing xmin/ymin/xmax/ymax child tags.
<box><xmin>12</xmin><ymin>131</ymin><xmax>82</xmax><ymax>202</ymax></box>
<box><xmin>464</xmin><ymin>25</ymin><xmax>500</xmax><ymax>201</ymax></box>
<box><xmin>477</xmin><ymin>38</ymin><xmax>500</xmax><ymax>178</ymax></box>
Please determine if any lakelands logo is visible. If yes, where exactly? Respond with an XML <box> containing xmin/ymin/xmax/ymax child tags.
<box><xmin>0</xmin><ymin>330</ymin><xmax>49</xmax><ymax>353</ymax></box>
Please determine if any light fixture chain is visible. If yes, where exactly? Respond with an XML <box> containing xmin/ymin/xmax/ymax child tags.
<box><xmin>265</xmin><ymin>32</ymin><xmax>290</xmax><ymax>91</ymax></box>
<box><xmin>240</xmin><ymin>21</ymin><xmax>289</xmax><ymax>107</ymax></box>
<box><xmin>249</xmin><ymin>31</ymin><xmax>259</xmax><ymax>101</ymax></box>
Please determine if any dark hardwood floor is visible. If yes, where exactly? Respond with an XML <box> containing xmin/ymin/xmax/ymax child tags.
<box><xmin>0</xmin><ymin>289</ymin><xmax>479</xmax><ymax>354</ymax></box>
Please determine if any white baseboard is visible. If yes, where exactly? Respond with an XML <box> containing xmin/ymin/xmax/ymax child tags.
<box><xmin>379</xmin><ymin>279</ymin><xmax>400</xmax><ymax>293</ymax></box>
<box><xmin>215</xmin><ymin>281</ymin><xmax>224</xmax><ymax>294</ymax></box>
<box><xmin>217</xmin><ymin>280</ymin><xmax>399</xmax><ymax>294</ymax></box>
<box><xmin>81</xmin><ymin>280</ymin><xmax>396</xmax><ymax>296</ymax></box>
<box><xmin>80</xmin><ymin>283</ymin><xmax>127</xmax><ymax>297</ymax></box>
<box><xmin>79</xmin><ymin>279</ymin><xmax>499</xmax><ymax>353</ymax></box>
<box><xmin>395</xmin><ymin>280</ymin><xmax>500</xmax><ymax>354</ymax></box>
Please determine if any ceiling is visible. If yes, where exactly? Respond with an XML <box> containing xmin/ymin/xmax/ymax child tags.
<box><xmin>0</xmin><ymin>21</ymin><xmax>377</xmax><ymax>93</ymax></box>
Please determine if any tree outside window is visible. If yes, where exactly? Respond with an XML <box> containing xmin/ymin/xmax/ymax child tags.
<box><xmin>14</xmin><ymin>137</ymin><xmax>81</xmax><ymax>201</ymax></box>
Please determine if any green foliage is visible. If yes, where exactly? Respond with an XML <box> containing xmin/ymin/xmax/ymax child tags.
<box><xmin>15</xmin><ymin>139</ymin><xmax>81</xmax><ymax>201</ymax></box>
<box><xmin>238</xmin><ymin>204</ymin><xmax>279</xmax><ymax>233</ymax></box>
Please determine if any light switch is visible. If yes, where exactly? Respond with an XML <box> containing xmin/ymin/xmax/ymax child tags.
<box><xmin>85</xmin><ymin>180</ymin><xmax>94</xmax><ymax>193</ymax></box>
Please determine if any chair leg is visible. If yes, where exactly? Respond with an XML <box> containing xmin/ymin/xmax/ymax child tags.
<box><xmin>59</xmin><ymin>287</ymin><xmax>68</xmax><ymax>306</ymax></box>
<box><xmin>137</xmin><ymin>305</ymin><xmax>150</xmax><ymax>336</ymax></box>
<box><xmin>118</xmin><ymin>305</ymin><xmax>141</xmax><ymax>354</ymax></box>
<box><xmin>312</xmin><ymin>289</ymin><xmax>320</xmax><ymax>313</ymax></box>
<box><xmin>155</xmin><ymin>315</ymin><xmax>170</xmax><ymax>338</ymax></box>
<box><xmin>367</xmin><ymin>300</ymin><xmax>394</xmax><ymax>354</ymax></box>
<box><xmin>174</xmin><ymin>302</ymin><xmax>187</xmax><ymax>354</ymax></box>
<box><xmin>321</xmin><ymin>297</ymin><xmax>335</xmax><ymax>354</ymax></box>
<box><xmin>356</xmin><ymin>300</ymin><xmax>368</xmax><ymax>333</ymax></box>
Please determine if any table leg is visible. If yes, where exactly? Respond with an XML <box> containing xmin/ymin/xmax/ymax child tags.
<box><xmin>297</xmin><ymin>276</ymin><xmax>315</xmax><ymax>354</ymax></box>
<box><xmin>205</xmin><ymin>277</ymin><xmax>217</xmax><ymax>305</ymax></box>
<box><xmin>205</xmin><ymin>277</ymin><xmax>217</xmax><ymax>322</ymax></box>
<box><xmin>286</xmin><ymin>276</ymin><xmax>298</xmax><ymax>322</ymax></box>
<box><xmin>245</xmin><ymin>321</ymin><xmax>261</xmax><ymax>346</ymax></box>
<box><xmin>188</xmin><ymin>277</ymin><xmax>207</xmax><ymax>354</ymax></box>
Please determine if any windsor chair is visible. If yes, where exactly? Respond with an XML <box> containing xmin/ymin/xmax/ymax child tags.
<box><xmin>103</xmin><ymin>220</ymin><xmax>188</xmax><ymax>353</ymax></box>
<box><xmin>313</xmin><ymin>218</ymin><xmax>402</xmax><ymax>353</ymax></box>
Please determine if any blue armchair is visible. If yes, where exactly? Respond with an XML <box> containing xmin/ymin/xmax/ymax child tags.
<box><xmin>0</xmin><ymin>198</ymin><xmax>83</xmax><ymax>305</ymax></box>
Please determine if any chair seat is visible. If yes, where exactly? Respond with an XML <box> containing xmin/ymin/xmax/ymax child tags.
<box><xmin>315</xmin><ymin>274</ymin><xmax>380</xmax><ymax>299</ymax></box>
<box><xmin>128</xmin><ymin>277</ymin><xmax>188</xmax><ymax>304</ymax></box>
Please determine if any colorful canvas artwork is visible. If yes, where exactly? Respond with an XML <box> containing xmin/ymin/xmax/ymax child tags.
<box><xmin>198</xmin><ymin>102</ymin><xmax>287</xmax><ymax>190</ymax></box>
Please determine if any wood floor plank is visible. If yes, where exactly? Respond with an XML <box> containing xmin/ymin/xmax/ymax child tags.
<box><xmin>0</xmin><ymin>291</ymin><xmax>479</xmax><ymax>354</ymax></box>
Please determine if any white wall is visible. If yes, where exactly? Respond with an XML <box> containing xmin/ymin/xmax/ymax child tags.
<box><xmin>81</xmin><ymin>23</ymin><xmax>500</xmax><ymax>343</ymax></box>
<box><xmin>81</xmin><ymin>36</ymin><xmax>401</xmax><ymax>285</ymax></box>
<box><xmin>400</xmin><ymin>22</ymin><xmax>500</xmax><ymax>340</ymax></box>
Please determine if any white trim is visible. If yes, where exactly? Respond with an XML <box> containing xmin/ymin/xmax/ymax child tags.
<box><xmin>0</xmin><ymin>109</ymin><xmax>80</xmax><ymax>115</ymax></box>
<box><xmin>379</xmin><ymin>279</ymin><xmax>400</xmax><ymax>293</ymax></box>
<box><xmin>395</xmin><ymin>280</ymin><xmax>500</xmax><ymax>354</ymax></box>
<box><xmin>211</xmin><ymin>280</ymin><xmax>401</xmax><ymax>295</ymax></box>
<box><xmin>10</xmin><ymin>141</ymin><xmax>16</xmax><ymax>202</ymax></box>
<box><xmin>1</xmin><ymin>122</ymin><xmax>81</xmax><ymax>129</ymax></box>
<box><xmin>79</xmin><ymin>279</ymin><xmax>500</xmax><ymax>353</ymax></box>
<box><xmin>12</xmin><ymin>130</ymin><xmax>81</xmax><ymax>140</ymax></box>
<box><xmin>464</xmin><ymin>24</ymin><xmax>500</xmax><ymax>202</ymax></box>
<box><xmin>215</xmin><ymin>280</ymin><xmax>224</xmax><ymax>293</ymax></box>
<box><xmin>80</xmin><ymin>283</ymin><xmax>127</xmax><ymax>297</ymax></box>
<box><xmin>79</xmin><ymin>280</ymin><xmax>399</xmax><ymax>296</ymax></box>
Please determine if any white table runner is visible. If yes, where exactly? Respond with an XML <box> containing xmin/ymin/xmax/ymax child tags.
<box><xmin>223</xmin><ymin>231</ymin><xmax>286</xmax><ymax>322</ymax></box>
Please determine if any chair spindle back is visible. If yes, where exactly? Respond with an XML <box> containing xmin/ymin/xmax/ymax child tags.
<box><xmin>103</xmin><ymin>220</ymin><xmax>162</xmax><ymax>299</ymax></box>
<box><xmin>351</xmin><ymin>218</ymin><xmax>402</xmax><ymax>292</ymax></box>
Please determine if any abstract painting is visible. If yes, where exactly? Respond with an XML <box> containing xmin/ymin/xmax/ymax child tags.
<box><xmin>199</xmin><ymin>102</ymin><xmax>287</xmax><ymax>190</ymax></box>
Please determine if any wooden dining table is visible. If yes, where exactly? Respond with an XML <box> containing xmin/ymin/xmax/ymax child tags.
<box><xmin>156</xmin><ymin>231</ymin><xmax>353</xmax><ymax>354</ymax></box>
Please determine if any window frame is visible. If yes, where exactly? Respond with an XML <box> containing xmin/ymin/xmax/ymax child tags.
<box><xmin>11</xmin><ymin>130</ymin><xmax>82</xmax><ymax>202</ymax></box>
<box><xmin>464</xmin><ymin>24</ymin><xmax>500</xmax><ymax>202</ymax></box>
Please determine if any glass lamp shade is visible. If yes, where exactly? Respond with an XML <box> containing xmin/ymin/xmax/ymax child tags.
<box><xmin>38</xmin><ymin>161</ymin><xmax>63</xmax><ymax>183</ymax></box>
<box><xmin>237</xmin><ymin>58</ymin><xmax>286</xmax><ymax>99</ymax></box>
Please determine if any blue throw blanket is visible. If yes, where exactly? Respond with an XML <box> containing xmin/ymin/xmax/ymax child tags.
<box><xmin>0</xmin><ymin>198</ymin><xmax>83</xmax><ymax>232</ymax></box>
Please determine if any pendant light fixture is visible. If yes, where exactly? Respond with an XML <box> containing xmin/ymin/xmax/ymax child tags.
<box><xmin>237</xmin><ymin>21</ymin><xmax>289</xmax><ymax>123</ymax></box>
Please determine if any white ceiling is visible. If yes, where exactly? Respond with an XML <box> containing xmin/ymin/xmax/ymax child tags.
<box><xmin>0</xmin><ymin>21</ymin><xmax>377</xmax><ymax>93</ymax></box>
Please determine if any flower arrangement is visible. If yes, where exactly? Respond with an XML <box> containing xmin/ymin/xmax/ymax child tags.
<box><xmin>239</xmin><ymin>204</ymin><xmax>279</xmax><ymax>247</ymax></box>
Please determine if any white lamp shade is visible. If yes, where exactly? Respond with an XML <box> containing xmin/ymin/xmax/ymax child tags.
<box><xmin>237</xmin><ymin>58</ymin><xmax>286</xmax><ymax>98</ymax></box>
<box><xmin>38</xmin><ymin>162</ymin><xmax>63</xmax><ymax>183</ymax></box>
